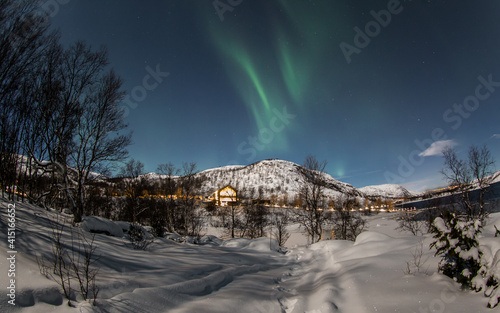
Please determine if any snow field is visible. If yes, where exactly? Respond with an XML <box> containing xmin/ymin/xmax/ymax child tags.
<box><xmin>1</xmin><ymin>198</ymin><xmax>499</xmax><ymax>312</ymax></box>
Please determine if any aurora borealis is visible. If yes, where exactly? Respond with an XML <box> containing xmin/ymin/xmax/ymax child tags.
<box><xmin>50</xmin><ymin>0</ymin><xmax>500</xmax><ymax>191</ymax></box>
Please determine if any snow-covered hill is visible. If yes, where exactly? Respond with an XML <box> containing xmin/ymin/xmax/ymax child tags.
<box><xmin>138</xmin><ymin>159</ymin><xmax>416</xmax><ymax>202</ymax></box>
<box><xmin>359</xmin><ymin>184</ymin><xmax>418</xmax><ymax>200</ymax></box>
<box><xmin>490</xmin><ymin>170</ymin><xmax>500</xmax><ymax>184</ymax></box>
<box><xmin>192</xmin><ymin>159</ymin><xmax>362</xmax><ymax>200</ymax></box>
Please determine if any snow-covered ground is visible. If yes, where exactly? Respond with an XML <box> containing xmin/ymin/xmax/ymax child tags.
<box><xmin>1</xmin><ymin>198</ymin><xmax>499</xmax><ymax>313</ymax></box>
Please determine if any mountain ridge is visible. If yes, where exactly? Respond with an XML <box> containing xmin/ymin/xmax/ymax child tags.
<box><xmin>141</xmin><ymin>159</ymin><xmax>415</xmax><ymax>202</ymax></box>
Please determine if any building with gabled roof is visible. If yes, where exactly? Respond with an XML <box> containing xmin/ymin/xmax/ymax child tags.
<box><xmin>206</xmin><ymin>185</ymin><xmax>238</xmax><ymax>207</ymax></box>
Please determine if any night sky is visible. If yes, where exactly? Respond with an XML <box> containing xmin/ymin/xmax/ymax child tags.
<box><xmin>49</xmin><ymin>0</ymin><xmax>500</xmax><ymax>192</ymax></box>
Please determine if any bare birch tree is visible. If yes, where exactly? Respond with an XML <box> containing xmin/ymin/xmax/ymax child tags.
<box><xmin>293</xmin><ymin>155</ymin><xmax>328</xmax><ymax>243</ymax></box>
<box><xmin>441</xmin><ymin>145</ymin><xmax>496</xmax><ymax>221</ymax></box>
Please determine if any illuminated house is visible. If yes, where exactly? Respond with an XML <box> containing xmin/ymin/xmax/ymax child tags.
<box><xmin>211</xmin><ymin>185</ymin><xmax>238</xmax><ymax>207</ymax></box>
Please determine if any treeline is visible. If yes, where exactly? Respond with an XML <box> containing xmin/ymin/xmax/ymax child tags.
<box><xmin>80</xmin><ymin>159</ymin><xmax>278</xmax><ymax>240</ymax></box>
<box><xmin>0</xmin><ymin>0</ymin><xmax>131</xmax><ymax>223</ymax></box>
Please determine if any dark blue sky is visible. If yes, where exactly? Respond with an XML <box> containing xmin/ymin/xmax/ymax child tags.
<box><xmin>49</xmin><ymin>0</ymin><xmax>500</xmax><ymax>192</ymax></box>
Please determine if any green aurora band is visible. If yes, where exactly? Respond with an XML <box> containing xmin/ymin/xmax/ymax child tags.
<box><xmin>205</xmin><ymin>1</ymin><xmax>348</xmax><ymax>159</ymax></box>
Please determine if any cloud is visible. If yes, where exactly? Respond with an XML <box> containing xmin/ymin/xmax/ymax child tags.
<box><xmin>419</xmin><ymin>139</ymin><xmax>458</xmax><ymax>157</ymax></box>
<box><xmin>492</xmin><ymin>134</ymin><xmax>500</xmax><ymax>139</ymax></box>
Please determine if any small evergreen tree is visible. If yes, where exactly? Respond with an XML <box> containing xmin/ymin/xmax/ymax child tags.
<box><xmin>430</xmin><ymin>211</ymin><xmax>482</xmax><ymax>288</ymax></box>
<box><xmin>128</xmin><ymin>224</ymin><xmax>153</xmax><ymax>250</ymax></box>
<box><xmin>472</xmin><ymin>235</ymin><xmax>500</xmax><ymax>308</ymax></box>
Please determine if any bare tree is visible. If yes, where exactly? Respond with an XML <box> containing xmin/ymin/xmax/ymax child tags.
<box><xmin>0</xmin><ymin>1</ymin><xmax>130</xmax><ymax>222</ymax></box>
<box><xmin>37</xmin><ymin>214</ymin><xmax>101</xmax><ymax>306</ymax></box>
<box><xmin>397</xmin><ymin>210</ymin><xmax>424</xmax><ymax>236</ymax></box>
<box><xmin>119</xmin><ymin>159</ymin><xmax>145</xmax><ymax>223</ymax></box>
<box><xmin>223</xmin><ymin>203</ymin><xmax>241</xmax><ymax>239</ymax></box>
<box><xmin>441</xmin><ymin>145</ymin><xmax>496</xmax><ymax>220</ymax></box>
<box><xmin>271</xmin><ymin>209</ymin><xmax>290</xmax><ymax>247</ymax></box>
<box><xmin>71</xmin><ymin>70</ymin><xmax>132</xmax><ymax>223</ymax></box>
<box><xmin>241</xmin><ymin>203</ymin><xmax>268</xmax><ymax>238</ymax></box>
<box><xmin>331</xmin><ymin>196</ymin><xmax>366</xmax><ymax>241</ymax></box>
<box><xmin>156</xmin><ymin>162</ymin><xmax>180</xmax><ymax>234</ymax></box>
<box><xmin>21</xmin><ymin>40</ymin><xmax>130</xmax><ymax>223</ymax></box>
<box><xmin>178</xmin><ymin>162</ymin><xmax>203</xmax><ymax>237</ymax></box>
<box><xmin>293</xmin><ymin>155</ymin><xmax>328</xmax><ymax>243</ymax></box>
<box><xmin>468</xmin><ymin>145</ymin><xmax>497</xmax><ymax>214</ymax></box>
<box><xmin>403</xmin><ymin>239</ymin><xmax>429</xmax><ymax>275</ymax></box>
<box><xmin>0</xmin><ymin>0</ymin><xmax>51</xmax><ymax>199</ymax></box>
<box><xmin>69</xmin><ymin>229</ymin><xmax>100</xmax><ymax>304</ymax></box>
<box><xmin>47</xmin><ymin>214</ymin><xmax>73</xmax><ymax>304</ymax></box>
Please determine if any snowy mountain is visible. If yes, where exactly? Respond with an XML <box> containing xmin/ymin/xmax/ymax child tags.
<box><xmin>138</xmin><ymin>159</ymin><xmax>421</xmax><ymax>202</ymax></box>
<box><xmin>358</xmin><ymin>184</ymin><xmax>417</xmax><ymax>200</ymax></box>
<box><xmin>490</xmin><ymin>170</ymin><xmax>500</xmax><ymax>184</ymax></box>
<box><xmin>192</xmin><ymin>159</ymin><xmax>362</xmax><ymax>201</ymax></box>
<box><xmin>138</xmin><ymin>159</ymin><xmax>362</xmax><ymax>201</ymax></box>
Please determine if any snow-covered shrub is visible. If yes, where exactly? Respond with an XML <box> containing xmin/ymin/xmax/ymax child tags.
<box><xmin>331</xmin><ymin>209</ymin><xmax>366</xmax><ymax>241</ymax></box>
<box><xmin>397</xmin><ymin>210</ymin><xmax>424</xmax><ymax>236</ymax></box>
<box><xmin>37</xmin><ymin>214</ymin><xmax>101</xmax><ymax>306</ymax></box>
<box><xmin>430</xmin><ymin>211</ymin><xmax>482</xmax><ymax>289</ymax></box>
<box><xmin>128</xmin><ymin>224</ymin><xmax>153</xmax><ymax>250</ymax></box>
<box><xmin>404</xmin><ymin>239</ymin><xmax>429</xmax><ymax>275</ymax></box>
<box><xmin>432</xmin><ymin>213</ymin><xmax>500</xmax><ymax>308</ymax></box>
<box><xmin>473</xmin><ymin>247</ymin><xmax>500</xmax><ymax>308</ymax></box>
